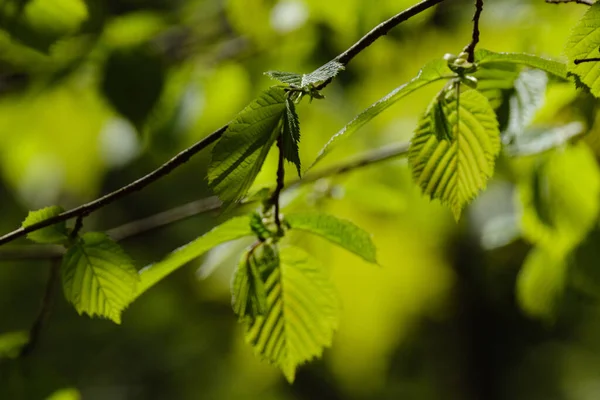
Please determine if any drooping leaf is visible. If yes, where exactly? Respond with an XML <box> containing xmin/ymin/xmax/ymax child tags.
<box><xmin>310</xmin><ymin>59</ymin><xmax>451</xmax><ymax>169</ymax></box>
<box><xmin>61</xmin><ymin>232</ymin><xmax>139</xmax><ymax>324</ymax></box>
<box><xmin>301</xmin><ymin>60</ymin><xmax>345</xmax><ymax>88</ymax></box>
<box><xmin>231</xmin><ymin>244</ymin><xmax>278</xmax><ymax>319</ymax></box>
<box><xmin>0</xmin><ymin>331</ymin><xmax>28</xmax><ymax>359</ymax></box>
<box><xmin>282</xmin><ymin>97</ymin><xmax>302</xmax><ymax>176</ymax></box>
<box><xmin>22</xmin><ymin>205</ymin><xmax>68</xmax><ymax>244</ymax></box>
<box><xmin>208</xmin><ymin>87</ymin><xmax>286</xmax><ymax>207</ymax></box>
<box><xmin>475</xmin><ymin>49</ymin><xmax>568</xmax><ymax>79</ymax></box>
<box><xmin>519</xmin><ymin>143</ymin><xmax>600</xmax><ymax>252</ymax></box>
<box><xmin>517</xmin><ymin>247</ymin><xmax>566</xmax><ymax>320</ymax></box>
<box><xmin>504</xmin><ymin>122</ymin><xmax>584</xmax><ymax>157</ymax></box>
<box><xmin>504</xmin><ymin>69</ymin><xmax>548</xmax><ymax>140</ymax></box>
<box><xmin>135</xmin><ymin>215</ymin><xmax>254</xmax><ymax>300</ymax></box>
<box><xmin>264</xmin><ymin>71</ymin><xmax>303</xmax><ymax>87</ymax></box>
<box><xmin>244</xmin><ymin>245</ymin><xmax>339</xmax><ymax>383</ymax></box>
<box><xmin>285</xmin><ymin>212</ymin><xmax>377</xmax><ymax>263</ymax></box>
<box><xmin>409</xmin><ymin>89</ymin><xmax>501</xmax><ymax>220</ymax></box>
<box><xmin>565</xmin><ymin>3</ymin><xmax>600</xmax><ymax>97</ymax></box>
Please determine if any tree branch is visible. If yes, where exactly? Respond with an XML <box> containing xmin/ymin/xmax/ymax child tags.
<box><xmin>0</xmin><ymin>142</ymin><xmax>410</xmax><ymax>261</ymax></box>
<box><xmin>462</xmin><ymin>0</ymin><xmax>484</xmax><ymax>63</ymax></box>
<box><xmin>546</xmin><ymin>0</ymin><xmax>593</xmax><ymax>5</ymax></box>
<box><xmin>0</xmin><ymin>0</ymin><xmax>445</xmax><ymax>247</ymax></box>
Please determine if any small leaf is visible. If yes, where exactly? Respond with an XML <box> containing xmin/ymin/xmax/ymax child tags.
<box><xmin>475</xmin><ymin>49</ymin><xmax>567</xmax><ymax>79</ymax></box>
<box><xmin>504</xmin><ymin>122</ymin><xmax>584</xmax><ymax>157</ymax></box>
<box><xmin>282</xmin><ymin>97</ymin><xmax>302</xmax><ymax>176</ymax></box>
<box><xmin>504</xmin><ymin>69</ymin><xmax>548</xmax><ymax>141</ymax></box>
<box><xmin>301</xmin><ymin>60</ymin><xmax>345</xmax><ymax>88</ymax></box>
<box><xmin>409</xmin><ymin>89</ymin><xmax>501</xmax><ymax>220</ymax></box>
<box><xmin>285</xmin><ymin>212</ymin><xmax>377</xmax><ymax>263</ymax></box>
<box><xmin>565</xmin><ymin>3</ymin><xmax>600</xmax><ymax>97</ymax></box>
<box><xmin>310</xmin><ymin>59</ymin><xmax>451</xmax><ymax>169</ymax></box>
<box><xmin>208</xmin><ymin>87</ymin><xmax>287</xmax><ymax>207</ymax></box>
<box><xmin>62</xmin><ymin>232</ymin><xmax>139</xmax><ymax>324</ymax></box>
<box><xmin>134</xmin><ymin>216</ymin><xmax>255</xmax><ymax>300</ymax></box>
<box><xmin>244</xmin><ymin>245</ymin><xmax>339</xmax><ymax>383</ymax></box>
<box><xmin>22</xmin><ymin>206</ymin><xmax>68</xmax><ymax>244</ymax></box>
<box><xmin>264</xmin><ymin>71</ymin><xmax>303</xmax><ymax>87</ymax></box>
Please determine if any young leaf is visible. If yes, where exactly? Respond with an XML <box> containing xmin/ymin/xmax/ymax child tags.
<box><xmin>62</xmin><ymin>232</ymin><xmax>139</xmax><ymax>324</ymax></box>
<box><xmin>135</xmin><ymin>215</ymin><xmax>255</xmax><ymax>300</ymax></box>
<box><xmin>244</xmin><ymin>245</ymin><xmax>339</xmax><ymax>383</ymax></box>
<box><xmin>22</xmin><ymin>206</ymin><xmax>68</xmax><ymax>244</ymax></box>
<box><xmin>285</xmin><ymin>212</ymin><xmax>377</xmax><ymax>263</ymax></box>
<box><xmin>208</xmin><ymin>87</ymin><xmax>287</xmax><ymax>207</ymax></box>
<box><xmin>409</xmin><ymin>89</ymin><xmax>501</xmax><ymax>220</ymax></box>
<box><xmin>475</xmin><ymin>49</ymin><xmax>567</xmax><ymax>79</ymax></box>
<box><xmin>282</xmin><ymin>97</ymin><xmax>302</xmax><ymax>176</ymax></box>
<box><xmin>301</xmin><ymin>60</ymin><xmax>345</xmax><ymax>88</ymax></box>
<box><xmin>504</xmin><ymin>69</ymin><xmax>548</xmax><ymax>140</ymax></box>
<box><xmin>310</xmin><ymin>59</ymin><xmax>451</xmax><ymax>169</ymax></box>
<box><xmin>565</xmin><ymin>3</ymin><xmax>600</xmax><ymax>97</ymax></box>
<box><xmin>264</xmin><ymin>71</ymin><xmax>303</xmax><ymax>87</ymax></box>
<box><xmin>231</xmin><ymin>244</ymin><xmax>278</xmax><ymax>319</ymax></box>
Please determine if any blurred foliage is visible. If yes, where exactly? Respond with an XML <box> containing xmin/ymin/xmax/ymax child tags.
<box><xmin>3</xmin><ymin>0</ymin><xmax>600</xmax><ymax>399</ymax></box>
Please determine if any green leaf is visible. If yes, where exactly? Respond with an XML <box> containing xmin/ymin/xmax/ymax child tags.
<box><xmin>285</xmin><ymin>212</ymin><xmax>377</xmax><ymax>263</ymax></box>
<box><xmin>61</xmin><ymin>232</ymin><xmax>139</xmax><ymax>324</ymax></box>
<box><xmin>409</xmin><ymin>89</ymin><xmax>501</xmax><ymax>220</ymax></box>
<box><xmin>244</xmin><ymin>245</ymin><xmax>339</xmax><ymax>383</ymax></box>
<box><xmin>46</xmin><ymin>388</ymin><xmax>81</xmax><ymax>400</ymax></box>
<box><xmin>264</xmin><ymin>71</ymin><xmax>303</xmax><ymax>87</ymax></box>
<box><xmin>0</xmin><ymin>331</ymin><xmax>28</xmax><ymax>359</ymax></box>
<box><xmin>22</xmin><ymin>206</ymin><xmax>68</xmax><ymax>244</ymax></box>
<box><xmin>505</xmin><ymin>69</ymin><xmax>548</xmax><ymax>140</ymax></box>
<box><xmin>475</xmin><ymin>49</ymin><xmax>567</xmax><ymax>79</ymax></box>
<box><xmin>566</xmin><ymin>3</ymin><xmax>600</xmax><ymax>96</ymax></box>
<box><xmin>517</xmin><ymin>247</ymin><xmax>566</xmax><ymax>320</ymax></box>
<box><xmin>310</xmin><ymin>59</ymin><xmax>451</xmax><ymax>169</ymax></box>
<box><xmin>519</xmin><ymin>143</ymin><xmax>600</xmax><ymax>252</ymax></box>
<box><xmin>232</xmin><ymin>244</ymin><xmax>278</xmax><ymax>319</ymax></box>
<box><xmin>301</xmin><ymin>60</ymin><xmax>345</xmax><ymax>88</ymax></box>
<box><xmin>504</xmin><ymin>122</ymin><xmax>584</xmax><ymax>157</ymax></box>
<box><xmin>471</xmin><ymin>63</ymin><xmax>520</xmax><ymax>109</ymax></box>
<box><xmin>208</xmin><ymin>87</ymin><xmax>287</xmax><ymax>207</ymax></box>
<box><xmin>282</xmin><ymin>97</ymin><xmax>302</xmax><ymax>177</ymax></box>
<box><xmin>135</xmin><ymin>215</ymin><xmax>254</xmax><ymax>300</ymax></box>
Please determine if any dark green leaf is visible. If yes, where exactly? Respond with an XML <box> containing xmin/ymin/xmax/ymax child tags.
<box><xmin>22</xmin><ymin>205</ymin><xmax>68</xmax><ymax>244</ymax></box>
<box><xmin>208</xmin><ymin>87</ymin><xmax>287</xmax><ymax>207</ymax></box>
<box><xmin>282</xmin><ymin>97</ymin><xmax>301</xmax><ymax>176</ymax></box>
<box><xmin>62</xmin><ymin>232</ymin><xmax>139</xmax><ymax>324</ymax></box>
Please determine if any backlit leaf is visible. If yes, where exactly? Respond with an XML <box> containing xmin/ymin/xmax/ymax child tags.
<box><xmin>565</xmin><ymin>3</ymin><xmax>600</xmax><ymax>97</ymax></box>
<box><xmin>282</xmin><ymin>97</ymin><xmax>301</xmax><ymax>176</ymax></box>
<box><xmin>475</xmin><ymin>49</ymin><xmax>567</xmax><ymax>79</ymax></box>
<box><xmin>301</xmin><ymin>60</ymin><xmax>345</xmax><ymax>88</ymax></box>
<box><xmin>22</xmin><ymin>205</ymin><xmax>68</xmax><ymax>244</ymax></box>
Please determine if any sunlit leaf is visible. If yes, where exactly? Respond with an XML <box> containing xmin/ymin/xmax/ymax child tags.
<box><xmin>208</xmin><ymin>87</ymin><xmax>286</xmax><ymax>207</ymax></box>
<box><xmin>409</xmin><ymin>89</ymin><xmax>501</xmax><ymax>220</ymax></box>
<box><xmin>565</xmin><ymin>3</ymin><xmax>600</xmax><ymax>97</ymax></box>
<box><xmin>22</xmin><ymin>205</ymin><xmax>68</xmax><ymax>244</ymax></box>
<box><xmin>285</xmin><ymin>212</ymin><xmax>377</xmax><ymax>263</ymax></box>
<box><xmin>282</xmin><ymin>97</ymin><xmax>301</xmax><ymax>176</ymax></box>
<box><xmin>310</xmin><ymin>59</ymin><xmax>451</xmax><ymax>168</ymax></box>
<box><xmin>62</xmin><ymin>233</ymin><xmax>139</xmax><ymax>324</ymax></box>
<box><xmin>244</xmin><ymin>245</ymin><xmax>339</xmax><ymax>383</ymax></box>
<box><xmin>472</xmin><ymin>63</ymin><xmax>519</xmax><ymax>109</ymax></box>
<box><xmin>264</xmin><ymin>70</ymin><xmax>303</xmax><ymax>86</ymax></box>
<box><xmin>301</xmin><ymin>60</ymin><xmax>345</xmax><ymax>87</ymax></box>
<box><xmin>476</xmin><ymin>49</ymin><xmax>567</xmax><ymax>79</ymax></box>
<box><xmin>135</xmin><ymin>215</ymin><xmax>255</xmax><ymax>300</ymax></box>
<box><xmin>46</xmin><ymin>388</ymin><xmax>81</xmax><ymax>400</ymax></box>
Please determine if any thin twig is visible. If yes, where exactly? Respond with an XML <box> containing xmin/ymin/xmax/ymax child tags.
<box><xmin>462</xmin><ymin>0</ymin><xmax>484</xmax><ymax>63</ymax></box>
<box><xmin>0</xmin><ymin>142</ymin><xmax>411</xmax><ymax>261</ymax></box>
<box><xmin>19</xmin><ymin>258</ymin><xmax>61</xmax><ymax>357</ymax></box>
<box><xmin>546</xmin><ymin>0</ymin><xmax>593</xmax><ymax>5</ymax></box>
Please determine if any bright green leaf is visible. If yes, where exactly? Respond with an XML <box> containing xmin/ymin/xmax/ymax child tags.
<box><xmin>409</xmin><ymin>89</ymin><xmax>501</xmax><ymax>220</ymax></box>
<box><xmin>22</xmin><ymin>205</ymin><xmax>68</xmax><ymax>244</ymax></box>
<box><xmin>62</xmin><ymin>232</ymin><xmax>139</xmax><ymax>324</ymax></box>
<box><xmin>476</xmin><ymin>49</ymin><xmax>567</xmax><ymax>79</ymax></box>
<box><xmin>565</xmin><ymin>3</ymin><xmax>600</xmax><ymax>97</ymax></box>
<box><xmin>472</xmin><ymin>63</ymin><xmax>519</xmax><ymax>109</ymax></box>
<box><xmin>244</xmin><ymin>245</ymin><xmax>339</xmax><ymax>383</ymax></box>
<box><xmin>310</xmin><ymin>59</ymin><xmax>451</xmax><ymax>169</ymax></box>
<box><xmin>504</xmin><ymin>122</ymin><xmax>584</xmax><ymax>157</ymax></box>
<box><xmin>46</xmin><ymin>388</ymin><xmax>81</xmax><ymax>400</ymax></box>
<box><xmin>208</xmin><ymin>87</ymin><xmax>286</xmax><ymax>207</ymax></box>
<box><xmin>285</xmin><ymin>212</ymin><xmax>377</xmax><ymax>263</ymax></box>
<box><xmin>135</xmin><ymin>215</ymin><xmax>255</xmax><ymax>300</ymax></box>
<box><xmin>282</xmin><ymin>97</ymin><xmax>301</xmax><ymax>177</ymax></box>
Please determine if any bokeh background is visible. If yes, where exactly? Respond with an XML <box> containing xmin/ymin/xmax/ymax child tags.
<box><xmin>1</xmin><ymin>0</ymin><xmax>600</xmax><ymax>399</ymax></box>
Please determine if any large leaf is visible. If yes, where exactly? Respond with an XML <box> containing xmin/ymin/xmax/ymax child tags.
<box><xmin>409</xmin><ymin>89</ymin><xmax>501</xmax><ymax>220</ymax></box>
<box><xmin>519</xmin><ymin>143</ymin><xmax>600</xmax><ymax>252</ymax></box>
<box><xmin>310</xmin><ymin>59</ymin><xmax>451</xmax><ymax>169</ymax></box>
<box><xmin>244</xmin><ymin>245</ymin><xmax>339</xmax><ymax>383</ymax></box>
<box><xmin>566</xmin><ymin>3</ymin><xmax>600</xmax><ymax>97</ymax></box>
<box><xmin>22</xmin><ymin>205</ymin><xmax>68</xmax><ymax>244</ymax></box>
<box><xmin>285</xmin><ymin>212</ymin><xmax>377</xmax><ymax>263</ymax></box>
<box><xmin>62</xmin><ymin>232</ymin><xmax>139</xmax><ymax>324</ymax></box>
<box><xmin>504</xmin><ymin>69</ymin><xmax>548</xmax><ymax>141</ymax></box>
<box><xmin>282</xmin><ymin>97</ymin><xmax>301</xmax><ymax>176</ymax></box>
<box><xmin>475</xmin><ymin>49</ymin><xmax>567</xmax><ymax>79</ymax></box>
<box><xmin>134</xmin><ymin>215</ymin><xmax>254</xmax><ymax>300</ymax></box>
<box><xmin>208</xmin><ymin>87</ymin><xmax>286</xmax><ymax>207</ymax></box>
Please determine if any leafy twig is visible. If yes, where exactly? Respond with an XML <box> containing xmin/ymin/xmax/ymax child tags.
<box><xmin>462</xmin><ymin>0</ymin><xmax>484</xmax><ymax>63</ymax></box>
